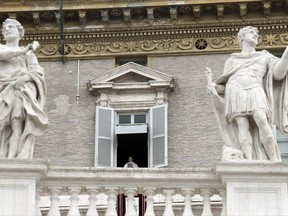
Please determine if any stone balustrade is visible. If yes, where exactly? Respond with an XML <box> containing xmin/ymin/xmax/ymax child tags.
<box><xmin>37</xmin><ymin>166</ymin><xmax>225</xmax><ymax>216</ymax></box>
<box><xmin>2</xmin><ymin>160</ymin><xmax>288</xmax><ymax>216</ymax></box>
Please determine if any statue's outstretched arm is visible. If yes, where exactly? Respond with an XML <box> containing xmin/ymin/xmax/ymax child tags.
<box><xmin>273</xmin><ymin>46</ymin><xmax>288</xmax><ymax>80</ymax></box>
<box><xmin>0</xmin><ymin>44</ymin><xmax>33</xmax><ymax>60</ymax></box>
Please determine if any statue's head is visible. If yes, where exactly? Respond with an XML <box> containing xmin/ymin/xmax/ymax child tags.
<box><xmin>237</xmin><ymin>26</ymin><xmax>259</xmax><ymax>48</ymax></box>
<box><xmin>2</xmin><ymin>18</ymin><xmax>25</xmax><ymax>40</ymax></box>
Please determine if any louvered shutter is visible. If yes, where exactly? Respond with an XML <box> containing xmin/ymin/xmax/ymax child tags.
<box><xmin>95</xmin><ymin>106</ymin><xmax>114</xmax><ymax>167</ymax></box>
<box><xmin>149</xmin><ymin>104</ymin><xmax>168</xmax><ymax>167</ymax></box>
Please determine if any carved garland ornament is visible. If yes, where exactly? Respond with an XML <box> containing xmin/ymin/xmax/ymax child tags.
<box><xmin>34</xmin><ymin>32</ymin><xmax>288</xmax><ymax>58</ymax></box>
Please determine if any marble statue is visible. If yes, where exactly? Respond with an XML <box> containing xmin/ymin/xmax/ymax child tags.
<box><xmin>221</xmin><ymin>145</ymin><xmax>245</xmax><ymax>161</ymax></box>
<box><xmin>205</xmin><ymin>26</ymin><xmax>288</xmax><ymax>162</ymax></box>
<box><xmin>0</xmin><ymin>18</ymin><xmax>48</xmax><ymax>159</ymax></box>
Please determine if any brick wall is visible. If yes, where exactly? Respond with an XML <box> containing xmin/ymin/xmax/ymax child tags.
<box><xmin>149</xmin><ymin>54</ymin><xmax>229</xmax><ymax>167</ymax></box>
<box><xmin>34</xmin><ymin>58</ymin><xmax>115</xmax><ymax>166</ymax></box>
<box><xmin>34</xmin><ymin>54</ymin><xmax>230</xmax><ymax>167</ymax></box>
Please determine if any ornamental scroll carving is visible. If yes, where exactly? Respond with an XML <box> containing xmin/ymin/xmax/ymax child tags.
<box><xmin>34</xmin><ymin>32</ymin><xmax>288</xmax><ymax>59</ymax></box>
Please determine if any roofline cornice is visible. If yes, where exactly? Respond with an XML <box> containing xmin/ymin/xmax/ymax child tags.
<box><xmin>0</xmin><ymin>0</ymin><xmax>287</xmax><ymax>60</ymax></box>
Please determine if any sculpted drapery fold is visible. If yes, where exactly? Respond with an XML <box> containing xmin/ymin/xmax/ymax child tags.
<box><xmin>207</xmin><ymin>26</ymin><xmax>288</xmax><ymax>162</ymax></box>
<box><xmin>0</xmin><ymin>19</ymin><xmax>48</xmax><ymax>159</ymax></box>
<box><xmin>212</xmin><ymin>51</ymin><xmax>287</xmax><ymax>160</ymax></box>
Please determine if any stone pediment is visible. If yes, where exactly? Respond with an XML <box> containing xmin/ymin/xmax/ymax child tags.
<box><xmin>88</xmin><ymin>62</ymin><xmax>175</xmax><ymax>92</ymax></box>
<box><xmin>87</xmin><ymin>62</ymin><xmax>175</xmax><ymax>109</ymax></box>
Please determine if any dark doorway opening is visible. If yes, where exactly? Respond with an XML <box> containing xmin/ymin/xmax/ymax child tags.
<box><xmin>117</xmin><ymin>133</ymin><xmax>148</xmax><ymax>168</ymax></box>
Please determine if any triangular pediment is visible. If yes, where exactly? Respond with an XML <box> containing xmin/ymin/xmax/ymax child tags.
<box><xmin>87</xmin><ymin>62</ymin><xmax>175</xmax><ymax>109</ymax></box>
<box><xmin>111</xmin><ymin>72</ymin><xmax>151</xmax><ymax>83</ymax></box>
<box><xmin>89</xmin><ymin>62</ymin><xmax>173</xmax><ymax>84</ymax></box>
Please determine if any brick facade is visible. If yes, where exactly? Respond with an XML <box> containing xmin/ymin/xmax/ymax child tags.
<box><xmin>34</xmin><ymin>54</ymin><xmax>231</xmax><ymax>167</ymax></box>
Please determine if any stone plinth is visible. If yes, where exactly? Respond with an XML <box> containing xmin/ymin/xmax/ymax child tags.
<box><xmin>0</xmin><ymin>159</ymin><xmax>48</xmax><ymax>216</ymax></box>
<box><xmin>215</xmin><ymin>162</ymin><xmax>288</xmax><ymax>216</ymax></box>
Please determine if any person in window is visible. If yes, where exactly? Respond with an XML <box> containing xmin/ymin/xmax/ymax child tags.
<box><xmin>124</xmin><ymin>156</ymin><xmax>138</xmax><ymax>168</ymax></box>
<box><xmin>205</xmin><ymin>26</ymin><xmax>288</xmax><ymax>162</ymax></box>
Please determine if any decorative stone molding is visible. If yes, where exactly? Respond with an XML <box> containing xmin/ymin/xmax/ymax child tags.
<box><xmin>0</xmin><ymin>0</ymin><xmax>287</xmax><ymax>60</ymax></box>
<box><xmin>32</xmin><ymin>12</ymin><xmax>40</xmax><ymax>26</ymax></box>
<box><xmin>87</xmin><ymin>62</ymin><xmax>175</xmax><ymax>109</ymax></box>
<box><xmin>78</xmin><ymin>11</ymin><xmax>86</xmax><ymax>27</ymax></box>
<box><xmin>30</xmin><ymin>30</ymin><xmax>288</xmax><ymax>59</ymax></box>
<box><xmin>263</xmin><ymin>1</ymin><xmax>271</xmax><ymax>17</ymax></box>
<box><xmin>239</xmin><ymin>3</ymin><xmax>247</xmax><ymax>19</ymax></box>
<box><xmin>217</xmin><ymin>4</ymin><xmax>224</xmax><ymax>20</ymax></box>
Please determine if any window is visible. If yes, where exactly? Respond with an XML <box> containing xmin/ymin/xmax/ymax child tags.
<box><xmin>118</xmin><ymin>113</ymin><xmax>146</xmax><ymax>125</ymax></box>
<box><xmin>116</xmin><ymin>57</ymin><xmax>147</xmax><ymax>66</ymax></box>
<box><xmin>116</xmin><ymin>113</ymin><xmax>148</xmax><ymax>135</ymax></box>
<box><xmin>276</xmin><ymin>128</ymin><xmax>288</xmax><ymax>162</ymax></box>
<box><xmin>119</xmin><ymin>115</ymin><xmax>131</xmax><ymax>124</ymax></box>
<box><xmin>95</xmin><ymin>105</ymin><xmax>168</xmax><ymax>168</ymax></box>
<box><xmin>88</xmin><ymin>62</ymin><xmax>174</xmax><ymax>168</ymax></box>
<box><xmin>134</xmin><ymin>114</ymin><xmax>146</xmax><ymax>123</ymax></box>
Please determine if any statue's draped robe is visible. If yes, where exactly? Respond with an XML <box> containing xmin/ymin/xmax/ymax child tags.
<box><xmin>212</xmin><ymin>50</ymin><xmax>288</xmax><ymax>160</ymax></box>
<box><xmin>0</xmin><ymin>45</ymin><xmax>48</xmax><ymax>158</ymax></box>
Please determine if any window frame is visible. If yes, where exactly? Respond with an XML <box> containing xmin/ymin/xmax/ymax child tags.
<box><xmin>95</xmin><ymin>104</ymin><xmax>168</xmax><ymax>167</ymax></box>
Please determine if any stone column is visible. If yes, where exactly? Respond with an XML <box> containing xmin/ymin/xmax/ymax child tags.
<box><xmin>181</xmin><ymin>188</ymin><xmax>195</xmax><ymax>216</ymax></box>
<box><xmin>200</xmin><ymin>189</ymin><xmax>213</xmax><ymax>216</ymax></box>
<box><xmin>144</xmin><ymin>188</ymin><xmax>156</xmax><ymax>216</ymax></box>
<box><xmin>47</xmin><ymin>187</ymin><xmax>62</xmax><ymax>216</ymax></box>
<box><xmin>67</xmin><ymin>187</ymin><xmax>81</xmax><ymax>216</ymax></box>
<box><xmin>215</xmin><ymin>162</ymin><xmax>288</xmax><ymax>216</ymax></box>
<box><xmin>124</xmin><ymin>188</ymin><xmax>137</xmax><ymax>216</ymax></box>
<box><xmin>105</xmin><ymin>187</ymin><xmax>118</xmax><ymax>216</ymax></box>
<box><xmin>162</xmin><ymin>189</ymin><xmax>175</xmax><ymax>216</ymax></box>
<box><xmin>35</xmin><ymin>186</ymin><xmax>43</xmax><ymax>216</ymax></box>
<box><xmin>0</xmin><ymin>159</ymin><xmax>48</xmax><ymax>216</ymax></box>
<box><xmin>219</xmin><ymin>189</ymin><xmax>227</xmax><ymax>216</ymax></box>
<box><xmin>86</xmin><ymin>187</ymin><xmax>99</xmax><ymax>216</ymax></box>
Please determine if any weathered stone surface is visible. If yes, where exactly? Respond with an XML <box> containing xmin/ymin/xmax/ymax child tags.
<box><xmin>0</xmin><ymin>19</ymin><xmax>48</xmax><ymax>159</ymax></box>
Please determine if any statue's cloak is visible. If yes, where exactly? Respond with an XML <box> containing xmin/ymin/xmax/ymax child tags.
<box><xmin>0</xmin><ymin>50</ymin><xmax>48</xmax><ymax>159</ymax></box>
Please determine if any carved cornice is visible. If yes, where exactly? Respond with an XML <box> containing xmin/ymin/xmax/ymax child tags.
<box><xmin>17</xmin><ymin>22</ymin><xmax>287</xmax><ymax>59</ymax></box>
<box><xmin>0</xmin><ymin>0</ymin><xmax>287</xmax><ymax>59</ymax></box>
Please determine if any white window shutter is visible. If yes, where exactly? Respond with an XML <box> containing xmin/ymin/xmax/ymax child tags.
<box><xmin>95</xmin><ymin>106</ymin><xmax>114</xmax><ymax>167</ymax></box>
<box><xmin>149</xmin><ymin>104</ymin><xmax>168</xmax><ymax>167</ymax></box>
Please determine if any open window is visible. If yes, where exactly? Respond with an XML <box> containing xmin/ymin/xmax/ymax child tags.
<box><xmin>116</xmin><ymin>56</ymin><xmax>147</xmax><ymax>67</ymax></box>
<box><xmin>115</xmin><ymin>112</ymin><xmax>148</xmax><ymax>167</ymax></box>
<box><xmin>276</xmin><ymin>128</ymin><xmax>288</xmax><ymax>162</ymax></box>
<box><xmin>88</xmin><ymin>62</ymin><xmax>175</xmax><ymax>168</ymax></box>
<box><xmin>150</xmin><ymin>104</ymin><xmax>168</xmax><ymax>167</ymax></box>
<box><xmin>95</xmin><ymin>106</ymin><xmax>114</xmax><ymax>167</ymax></box>
<box><xmin>94</xmin><ymin>104</ymin><xmax>168</xmax><ymax>167</ymax></box>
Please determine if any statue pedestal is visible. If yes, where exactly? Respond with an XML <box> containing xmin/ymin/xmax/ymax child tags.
<box><xmin>216</xmin><ymin>162</ymin><xmax>288</xmax><ymax>216</ymax></box>
<box><xmin>0</xmin><ymin>159</ymin><xmax>48</xmax><ymax>216</ymax></box>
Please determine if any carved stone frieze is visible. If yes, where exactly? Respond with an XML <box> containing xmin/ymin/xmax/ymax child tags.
<box><xmin>101</xmin><ymin>10</ymin><xmax>109</xmax><ymax>23</ymax></box>
<box><xmin>147</xmin><ymin>8</ymin><xmax>154</xmax><ymax>22</ymax></box>
<box><xmin>262</xmin><ymin>1</ymin><xmax>271</xmax><ymax>17</ymax></box>
<box><xmin>123</xmin><ymin>9</ymin><xmax>131</xmax><ymax>23</ymax></box>
<box><xmin>169</xmin><ymin>7</ymin><xmax>177</xmax><ymax>21</ymax></box>
<box><xmin>0</xmin><ymin>0</ymin><xmax>287</xmax><ymax>59</ymax></box>
<box><xmin>28</xmin><ymin>30</ymin><xmax>288</xmax><ymax>59</ymax></box>
<box><xmin>32</xmin><ymin>12</ymin><xmax>40</xmax><ymax>26</ymax></box>
<box><xmin>78</xmin><ymin>11</ymin><xmax>86</xmax><ymax>27</ymax></box>
<box><xmin>216</xmin><ymin>4</ymin><xmax>224</xmax><ymax>20</ymax></box>
<box><xmin>8</xmin><ymin>13</ymin><xmax>17</xmax><ymax>20</ymax></box>
<box><xmin>192</xmin><ymin>5</ymin><xmax>201</xmax><ymax>20</ymax></box>
<box><xmin>239</xmin><ymin>3</ymin><xmax>247</xmax><ymax>19</ymax></box>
